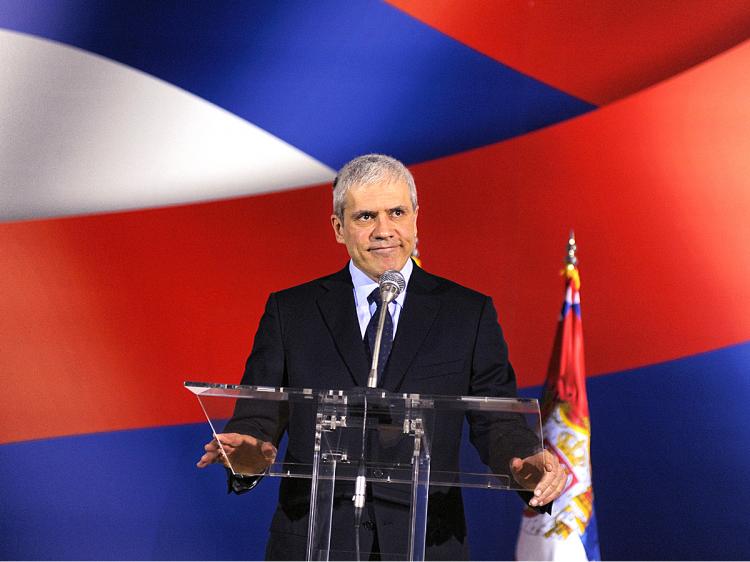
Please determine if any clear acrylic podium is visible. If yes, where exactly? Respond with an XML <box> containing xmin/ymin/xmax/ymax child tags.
<box><xmin>186</xmin><ymin>382</ymin><xmax>543</xmax><ymax>561</ymax></box>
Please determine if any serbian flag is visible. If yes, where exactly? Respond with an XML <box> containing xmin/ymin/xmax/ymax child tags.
<box><xmin>516</xmin><ymin>234</ymin><xmax>600</xmax><ymax>561</ymax></box>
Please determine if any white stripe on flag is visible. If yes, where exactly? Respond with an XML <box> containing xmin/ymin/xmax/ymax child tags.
<box><xmin>0</xmin><ymin>29</ymin><xmax>335</xmax><ymax>220</ymax></box>
<box><xmin>516</xmin><ymin>521</ymin><xmax>588</xmax><ymax>561</ymax></box>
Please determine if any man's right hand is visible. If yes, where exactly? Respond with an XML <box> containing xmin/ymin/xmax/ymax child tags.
<box><xmin>196</xmin><ymin>433</ymin><xmax>277</xmax><ymax>476</ymax></box>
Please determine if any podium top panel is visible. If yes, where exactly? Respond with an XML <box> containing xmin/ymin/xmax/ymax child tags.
<box><xmin>184</xmin><ymin>381</ymin><xmax>539</xmax><ymax>414</ymax></box>
<box><xmin>186</xmin><ymin>381</ymin><xmax>545</xmax><ymax>491</ymax></box>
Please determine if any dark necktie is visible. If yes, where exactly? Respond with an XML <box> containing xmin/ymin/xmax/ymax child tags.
<box><xmin>365</xmin><ymin>287</ymin><xmax>394</xmax><ymax>382</ymax></box>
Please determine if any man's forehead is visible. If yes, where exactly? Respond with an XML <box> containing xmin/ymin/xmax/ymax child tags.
<box><xmin>346</xmin><ymin>180</ymin><xmax>411</xmax><ymax>206</ymax></box>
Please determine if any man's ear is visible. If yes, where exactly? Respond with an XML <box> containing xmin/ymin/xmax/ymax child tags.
<box><xmin>331</xmin><ymin>214</ymin><xmax>345</xmax><ymax>244</ymax></box>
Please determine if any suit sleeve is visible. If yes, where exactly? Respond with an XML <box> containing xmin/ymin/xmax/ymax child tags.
<box><xmin>224</xmin><ymin>292</ymin><xmax>289</xmax><ymax>443</ymax></box>
<box><xmin>466</xmin><ymin>297</ymin><xmax>551</xmax><ymax>513</ymax></box>
<box><xmin>467</xmin><ymin>296</ymin><xmax>519</xmax><ymax>400</ymax></box>
<box><xmin>223</xmin><ymin>293</ymin><xmax>290</xmax><ymax>493</ymax></box>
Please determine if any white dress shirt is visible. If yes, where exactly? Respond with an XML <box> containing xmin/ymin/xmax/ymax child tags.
<box><xmin>349</xmin><ymin>258</ymin><xmax>413</xmax><ymax>339</ymax></box>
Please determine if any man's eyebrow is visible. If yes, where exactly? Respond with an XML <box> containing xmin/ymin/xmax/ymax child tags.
<box><xmin>350</xmin><ymin>206</ymin><xmax>408</xmax><ymax>218</ymax></box>
<box><xmin>351</xmin><ymin>209</ymin><xmax>376</xmax><ymax>218</ymax></box>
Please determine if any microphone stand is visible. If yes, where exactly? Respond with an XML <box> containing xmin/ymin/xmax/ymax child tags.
<box><xmin>353</xmin><ymin>393</ymin><xmax>368</xmax><ymax>562</ymax></box>
<box><xmin>355</xmin><ymin>299</ymin><xmax>389</xmax><ymax>559</ymax></box>
<box><xmin>354</xmin><ymin>272</ymin><xmax>404</xmax><ymax>560</ymax></box>
<box><xmin>366</xmin><ymin>293</ymin><xmax>393</xmax><ymax>389</ymax></box>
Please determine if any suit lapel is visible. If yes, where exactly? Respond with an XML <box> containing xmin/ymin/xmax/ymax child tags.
<box><xmin>380</xmin><ymin>265</ymin><xmax>440</xmax><ymax>391</ymax></box>
<box><xmin>317</xmin><ymin>267</ymin><xmax>371</xmax><ymax>387</ymax></box>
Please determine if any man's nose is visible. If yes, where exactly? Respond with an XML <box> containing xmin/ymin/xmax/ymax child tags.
<box><xmin>371</xmin><ymin>215</ymin><xmax>394</xmax><ymax>238</ymax></box>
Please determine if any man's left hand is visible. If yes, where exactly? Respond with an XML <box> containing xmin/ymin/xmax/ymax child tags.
<box><xmin>510</xmin><ymin>450</ymin><xmax>567</xmax><ymax>507</ymax></box>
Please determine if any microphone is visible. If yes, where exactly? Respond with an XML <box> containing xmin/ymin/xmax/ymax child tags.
<box><xmin>366</xmin><ymin>270</ymin><xmax>405</xmax><ymax>388</ymax></box>
<box><xmin>378</xmin><ymin>269</ymin><xmax>406</xmax><ymax>306</ymax></box>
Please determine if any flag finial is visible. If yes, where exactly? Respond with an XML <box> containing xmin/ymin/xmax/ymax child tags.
<box><xmin>566</xmin><ymin>230</ymin><xmax>577</xmax><ymax>268</ymax></box>
<box><xmin>564</xmin><ymin>231</ymin><xmax>580</xmax><ymax>289</ymax></box>
<box><xmin>411</xmin><ymin>237</ymin><xmax>422</xmax><ymax>267</ymax></box>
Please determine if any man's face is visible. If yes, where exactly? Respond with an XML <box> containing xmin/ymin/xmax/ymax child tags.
<box><xmin>331</xmin><ymin>179</ymin><xmax>418</xmax><ymax>281</ymax></box>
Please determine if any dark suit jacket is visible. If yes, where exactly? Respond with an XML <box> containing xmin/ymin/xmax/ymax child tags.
<box><xmin>225</xmin><ymin>262</ymin><xmax>542</xmax><ymax>559</ymax></box>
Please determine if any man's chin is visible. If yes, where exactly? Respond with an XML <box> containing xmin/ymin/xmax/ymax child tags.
<box><xmin>375</xmin><ymin>257</ymin><xmax>408</xmax><ymax>274</ymax></box>
<box><xmin>356</xmin><ymin>257</ymin><xmax>407</xmax><ymax>280</ymax></box>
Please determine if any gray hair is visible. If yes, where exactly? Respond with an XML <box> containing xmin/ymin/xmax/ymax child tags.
<box><xmin>332</xmin><ymin>154</ymin><xmax>417</xmax><ymax>219</ymax></box>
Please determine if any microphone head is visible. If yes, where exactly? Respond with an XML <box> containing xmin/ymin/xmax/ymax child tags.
<box><xmin>378</xmin><ymin>270</ymin><xmax>406</xmax><ymax>303</ymax></box>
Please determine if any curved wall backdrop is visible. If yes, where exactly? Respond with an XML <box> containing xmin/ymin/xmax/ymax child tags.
<box><xmin>1</xmin><ymin>2</ymin><xmax>749</xmax><ymax>559</ymax></box>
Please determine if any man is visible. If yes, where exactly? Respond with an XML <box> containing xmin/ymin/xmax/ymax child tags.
<box><xmin>197</xmin><ymin>154</ymin><xmax>565</xmax><ymax>559</ymax></box>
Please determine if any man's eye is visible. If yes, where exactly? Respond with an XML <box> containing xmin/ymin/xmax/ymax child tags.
<box><xmin>391</xmin><ymin>209</ymin><xmax>405</xmax><ymax>217</ymax></box>
<box><xmin>358</xmin><ymin>213</ymin><xmax>373</xmax><ymax>221</ymax></box>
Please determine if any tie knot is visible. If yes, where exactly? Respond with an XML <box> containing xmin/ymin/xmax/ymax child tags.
<box><xmin>367</xmin><ymin>287</ymin><xmax>382</xmax><ymax>306</ymax></box>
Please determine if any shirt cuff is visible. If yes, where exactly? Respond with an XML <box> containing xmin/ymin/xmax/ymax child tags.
<box><xmin>226</xmin><ymin>468</ymin><xmax>265</xmax><ymax>495</ymax></box>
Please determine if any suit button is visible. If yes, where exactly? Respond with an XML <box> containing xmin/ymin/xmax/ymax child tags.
<box><xmin>362</xmin><ymin>520</ymin><xmax>375</xmax><ymax>530</ymax></box>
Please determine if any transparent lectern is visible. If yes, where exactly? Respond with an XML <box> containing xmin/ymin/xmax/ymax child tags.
<box><xmin>186</xmin><ymin>382</ymin><xmax>543</xmax><ymax>561</ymax></box>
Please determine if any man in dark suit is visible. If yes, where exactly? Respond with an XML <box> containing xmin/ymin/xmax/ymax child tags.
<box><xmin>197</xmin><ymin>154</ymin><xmax>565</xmax><ymax>559</ymax></box>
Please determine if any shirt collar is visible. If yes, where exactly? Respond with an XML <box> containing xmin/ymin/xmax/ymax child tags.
<box><xmin>349</xmin><ymin>258</ymin><xmax>413</xmax><ymax>308</ymax></box>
